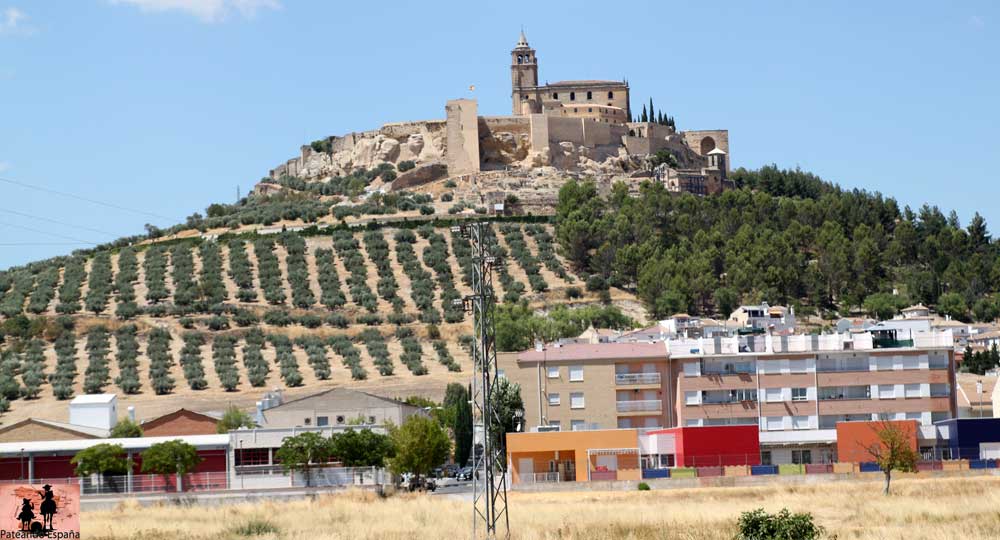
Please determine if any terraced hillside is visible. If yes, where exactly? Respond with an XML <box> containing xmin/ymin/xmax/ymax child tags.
<box><xmin>0</xmin><ymin>222</ymin><xmax>633</xmax><ymax>424</ymax></box>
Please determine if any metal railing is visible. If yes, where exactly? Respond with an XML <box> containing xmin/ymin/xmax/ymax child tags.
<box><xmin>615</xmin><ymin>372</ymin><xmax>661</xmax><ymax>385</ymax></box>
<box><xmin>0</xmin><ymin>466</ymin><xmax>387</xmax><ymax>496</ymax></box>
<box><xmin>616</xmin><ymin>400</ymin><xmax>662</xmax><ymax>413</ymax></box>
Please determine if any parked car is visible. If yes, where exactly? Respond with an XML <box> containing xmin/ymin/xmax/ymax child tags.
<box><xmin>456</xmin><ymin>466</ymin><xmax>473</xmax><ymax>481</ymax></box>
<box><xmin>406</xmin><ymin>475</ymin><xmax>436</xmax><ymax>492</ymax></box>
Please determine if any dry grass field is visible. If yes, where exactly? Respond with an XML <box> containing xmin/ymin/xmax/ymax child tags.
<box><xmin>84</xmin><ymin>476</ymin><xmax>1000</xmax><ymax>540</ymax></box>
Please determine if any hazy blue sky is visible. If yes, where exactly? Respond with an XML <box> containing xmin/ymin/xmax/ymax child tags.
<box><xmin>1</xmin><ymin>1</ymin><xmax>997</xmax><ymax>270</ymax></box>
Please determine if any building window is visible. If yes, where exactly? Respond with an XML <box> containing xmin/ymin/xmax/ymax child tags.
<box><xmin>904</xmin><ymin>383</ymin><xmax>921</xmax><ymax>398</ymax></box>
<box><xmin>316</xmin><ymin>416</ymin><xmax>329</xmax><ymax>427</ymax></box>
<box><xmin>764</xmin><ymin>388</ymin><xmax>783</xmax><ymax>403</ymax></box>
<box><xmin>760</xmin><ymin>451</ymin><xmax>772</xmax><ymax>465</ymax></box>
<box><xmin>570</xmin><ymin>392</ymin><xmax>585</xmax><ymax>409</ymax></box>
<box><xmin>608</xmin><ymin>91</ymin><xmax>614</xmax><ymax>99</ymax></box>
<box><xmin>552</xmin><ymin>92</ymin><xmax>558</xmax><ymax>99</ymax></box>
<box><xmin>521</xmin><ymin>94</ymin><xmax>527</xmax><ymax>100</ymax></box>
<box><xmin>878</xmin><ymin>384</ymin><xmax>896</xmax><ymax>399</ymax></box>
<box><xmin>586</xmin><ymin>91</ymin><xmax>592</xmax><ymax>100</ymax></box>
<box><xmin>571</xmin><ymin>420</ymin><xmax>585</xmax><ymax>431</ymax></box>
<box><xmin>792</xmin><ymin>388</ymin><xmax>808</xmax><ymax>402</ymax></box>
<box><xmin>789</xmin><ymin>359</ymin><xmax>809</xmax><ymax>373</ymax></box>
<box><xmin>548</xmin><ymin>420</ymin><xmax>561</xmax><ymax>429</ymax></box>
<box><xmin>792</xmin><ymin>416</ymin><xmax>810</xmax><ymax>430</ymax></box>
<box><xmin>517</xmin><ymin>55</ymin><xmax>523</xmax><ymax>64</ymax></box>
<box><xmin>547</xmin><ymin>366</ymin><xmax>559</xmax><ymax>379</ymax></box>
<box><xmin>570</xmin><ymin>92</ymin><xmax>575</xmax><ymax>101</ymax></box>
<box><xmin>729</xmin><ymin>388</ymin><xmax>757</xmax><ymax>402</ymax></box>
<box><xmin>792</xmin><ymin>450</ymin><xmax>812</xmax><ymax>464</ymax></box>
<box><xmin>588</xmin><ymin>108</ymin><xmax>592</xmax><ymax>113</ymax></box>
<box><xmin>548</xmin><ymin>393</ymin><xmax>560</xmax><ymax>406</ymax></box>
<box><xmin>235</xmin><ymin>448</ymin><xmax>271</xmax><ymax>467</ymax></box>
<box><xmin>685</xmin><ymin>391</ymin><xmax>700</xmax><ymax>405</ymax></box>
<box><xmin>569</xmin><ymin>365</ymin><xmax>584</xmax><ymax>382</ymax></box>
<box><xmin>764</xmin><ymin>416</ymin><xmax>784</xmax><ymax>431</ymax></box>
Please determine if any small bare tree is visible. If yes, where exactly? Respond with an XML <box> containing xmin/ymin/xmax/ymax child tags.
<box><xmin>863</xmin><ymin>419</ymin><xmax>919</xmax><ymax>495</ymax></box>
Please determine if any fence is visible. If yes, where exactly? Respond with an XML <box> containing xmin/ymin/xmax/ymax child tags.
<box><xmin>0</xmin><ymin>466</ymin><xmax>386</xmax><ymax>496</ymax></box>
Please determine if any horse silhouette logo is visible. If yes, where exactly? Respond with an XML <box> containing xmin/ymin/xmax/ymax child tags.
<box><xmin>2</xmin><ymin>483</ymin><xmax>79</xmax><ymax>538</ymax></box>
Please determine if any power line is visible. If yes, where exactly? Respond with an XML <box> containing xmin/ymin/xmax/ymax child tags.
<box><xmin>0</xmin><ymin>175</ymin><xmax>177</xmax><ymax>221</ymax></box>
<box><xmin>0</xmin><ymin>208</ymin><xmax>120</xmax><ymax>238</ymax></box>
<box><xmin>0</xmin><ymin>221</ymin><xmax>97</xmax><ymax>246</ymax></box>
<box><xmin>0</xmin><ymin>242</ymin><xmax>92</xmax><ymax>246</ymax></box>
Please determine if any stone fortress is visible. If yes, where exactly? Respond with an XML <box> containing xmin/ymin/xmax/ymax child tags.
<box><xmin>268</xmin><ymin>32</ymin><xmax>732</xmax><ymax>197</ymax></box>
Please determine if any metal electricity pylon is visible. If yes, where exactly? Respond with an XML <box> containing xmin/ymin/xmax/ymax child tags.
<box><xmin>453</xmin><ymin>222</ymin><xmax>510</xmax><ymax>540</ymax></box>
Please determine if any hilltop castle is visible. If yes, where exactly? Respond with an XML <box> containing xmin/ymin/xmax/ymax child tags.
<box><xmin>510</xmin><ymin>31</ymin><xmax>630</xmax><ymax>122</ymax></box>
<box><xmin>268</xmin><ymin>32</ymin><xmax>732</xmax><ymax>196</ymax></box>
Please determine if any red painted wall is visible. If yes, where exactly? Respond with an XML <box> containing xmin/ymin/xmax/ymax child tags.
<box><xmin>649</xmin><ymin>425</ymin><xmax>760</xmax><ymax>467</ymax></box>
<box><xmin>0</xmin><ymin>449</ymin><xmax>228</xmax><ymax>481</ymax></box>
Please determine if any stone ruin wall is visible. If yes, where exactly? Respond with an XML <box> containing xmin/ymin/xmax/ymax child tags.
<box><xmin>268</xmin><ymin>120</ymin><xmax>448</xmax><ymax>181</ymax></box>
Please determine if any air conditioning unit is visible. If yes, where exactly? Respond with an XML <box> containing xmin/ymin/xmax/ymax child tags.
<box><xmin>535</xmin><ymin>425</ymin><xmax>561</xmax><ymax>433</ymax></box>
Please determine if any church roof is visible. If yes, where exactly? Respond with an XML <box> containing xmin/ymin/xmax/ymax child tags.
<box><xmin>546</xmin><ymin>79</ymin><xmax>627</xmax><ymax>88</ymax></box>
<box><xmin>515</xmin><ymin>30</ymin><xmax>530</xmax><ymax>48</ymax></box>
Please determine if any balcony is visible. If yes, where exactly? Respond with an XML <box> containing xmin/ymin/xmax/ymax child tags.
<box><xmin>615</xmin><ymin>373</ymin><xmax>661</xmax><ymax>386</ymax></box>
<box><xmin>616</xmin><ymin>400</ymin><xmax>662</xmax><ymax>413</ymax></box>
<box><xmin>873</xmin><ymin>338</ymin><xmax>915</xmax><ymax>349</ymax></box>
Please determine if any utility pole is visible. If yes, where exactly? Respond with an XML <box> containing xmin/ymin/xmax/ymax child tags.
<box><xmin>453</xmin><ymin>222</ymin><xmax>509</xmax><ymax>540</ymax></box>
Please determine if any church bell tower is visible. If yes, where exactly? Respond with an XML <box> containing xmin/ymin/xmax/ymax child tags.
<box><xmin>511</xmin><ymin>30</ymin><xmax>538</xmax><ymax>115</ymax></box>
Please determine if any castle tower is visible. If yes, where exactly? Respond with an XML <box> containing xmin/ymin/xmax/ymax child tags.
<box><xmin>511</xmin><ymin>30</ymin><xmax>539</xmax><ymax>115</ymax></box>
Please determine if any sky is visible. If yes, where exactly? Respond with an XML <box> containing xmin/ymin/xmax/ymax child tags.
<box><xmin>0</xmin><ymin>0</ymin><xmax>997</xmax><ymax>270</ymax></box>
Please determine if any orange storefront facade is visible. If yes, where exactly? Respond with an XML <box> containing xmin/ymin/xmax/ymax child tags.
<box><xmin>836</xmin><ymin>420</ymin><xmax>919</xmax><ymax>463</ymax></box>
<box><xmin>506</xmin><ymin>429</ymin><xmax>641</xmax><ymax>484</ymax></box>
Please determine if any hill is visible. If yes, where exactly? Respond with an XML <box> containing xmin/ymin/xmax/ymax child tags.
<box><xmin>0</xmin><ymin>213</ymin><xmax>639</xmax><ymax>424</ymax></box>
<box><xmin>555</xmin><ymin>165</ymin><xmax>1000</xmax><ymax>325</ymax></box>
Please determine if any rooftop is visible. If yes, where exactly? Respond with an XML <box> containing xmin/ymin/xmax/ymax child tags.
<box><xmin>519</xmin><ymin>342</ymin><xmax>666</xmax><ymax>362</ymax></box>
<box><xmin>69</xmin><ymin>394</ymin><xmax>116</xmax><ymax>405</ymax></box>
<box><xmin>546</xmin><ymin>80</ymin><xmax>627</xmax><ymax>88</ymax></box>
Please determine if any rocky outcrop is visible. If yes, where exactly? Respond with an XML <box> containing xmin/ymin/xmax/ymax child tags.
<box><xmin>391</xmin><ymin>163</ymin><xmax>449</xmax><ymax>191</ymax></box>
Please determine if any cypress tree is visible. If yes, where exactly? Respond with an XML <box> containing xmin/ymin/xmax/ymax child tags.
<box><xmin>649</xmin><ymin>98</ymin><xmax>654</xmax><ymax>124</ymax></box>
<box><xmin>640</xmin><ymin>104</ymin><xmax>648</xmax><ymax>122</ymax></box>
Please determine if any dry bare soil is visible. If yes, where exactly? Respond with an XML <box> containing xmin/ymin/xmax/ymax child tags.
<box><xmin>84</xmin><ymin>476</ymin><xmax>1000</xmax><ymax>539</ymax></box>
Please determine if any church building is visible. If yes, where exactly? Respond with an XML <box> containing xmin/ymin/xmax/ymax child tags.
<box><xmin>511</xmin><ymin>31</ymin><xmax>631</xmax><ymax>123</ymax></box>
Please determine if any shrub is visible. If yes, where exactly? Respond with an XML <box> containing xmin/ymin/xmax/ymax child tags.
<box><xmin>398</xmin><ymin>160</ymin><xmax>416</xmax><ymax>172</ymax></box>
<box><xmin>297</xmin><ymin>336</ymin><xmax>331</xmax><ymax>380</ymax></box>
<box><xmin>227</xmin><ymin>240</ymin><xmax>258</xmax><ymax>302</ymax></box>
<box><xmin>233</xmin><ymin>308</ymin><xmax>260</xmax><ymax>327</ymax></box>
<box><xmin>263</xmin><ymin>309</ymin><xmax>292</xmax><ymax>327</ymax></box>
<box><xmin>314</xmin><ymin>248</ymin><xmax>347</xmax><ymax>310</ymax></box>
<box><xmin>565</xmin><ymin>287</ymin><xmax>582</xmax><ymax>299</ymax></box>
<box><xmin>637</xmin><ymin>482</ymin><xmax>650</xmax><ymax>491</ymax></box>
<box><xmin>440</xmin><ymin>192</ymin><xmax>453</xmax><ymax>202</ymax></box>
<box><xmin>143</xmin><ymin>247</ymin><xmax>169</xmax><ymax>305</ymax></box>
<box><xmin>207</xmin><ymin>315</ymin><xmax>230</xmax><ymax>331</ymax></box>
<box><xmin>230</xmin><ymin>519</ymin><xmax>279</xmax><ymax>537</ymax></box>
<box><xmin>399</xmin><ymin>336</ymin><xmax>427</xmax><ymax>375</ymax></box>
<box><xmin>333</xmin><ymin>230</ymin><xmax>377</xmax><ymax>313</ymax></box>
<box><xmin>269</xmin><ymin>334</ymin><xmax>303</xmax><ymax>387</ymax></box>
<box><xmin>170</xmin><ymin>244</ymin><xmax>198</xmax><ymax>307</ymax></box>
<box><xmin>147</xmin><ymin>328</ymin><xmax>175</xmax><ymax>395</ymax></box>
<box><xmin>444</xmin><ymin>179</ymin><xmax>457</xmax><ymax>188</ymax></box>
<box><xmin>329</xmin><ymin>335</ymin><xmax>366</xmax><ymax>380</ymax></box>
<box><xmin>242</xmin><ymin>330</ymin><xmax>269</xmax><ymax>387</ymax></box>
<box><xmin>212</xmin><ymin>335</ymin><xmax>240</xmax><ymax>391</ymax></box>
<box><xmin>114</xmin><ymin>325</ymin><xmax>141</xmax><ymax>394</ymax></box>
<box><xmin>419</xmin><ymin>205</ymin><xmax>435</xmax><ymax>216</ymax></box>
<box><xmin>425</xmin><ymin>324</ymin><xmax>441</xmax><ymax>340</ymax></box>
<box><xmin>51</xmin><ymin>332</ymin><xmax>78</xmax><ymax>400</ymax></box>
<box><xmin>325</xmin><ymin>312</ymin><xmax>349</xmax><ymax>328</ymax></box>
<box><xmin>736</xmin><ymin>508</ymin><xmax>824</xmax><ymax>540</ymax></box>
<box><xmin>20</xmin><ymin>339</ymin><xmax>46</xmax><ymax>399</ymax></box>
<box><xmin>27</xmin><ymin>266</ymin><xmax>59</xmax><ymax>314</ymax></box>
<box><xmin>586</xmin><ymin>274</ymin><xmax>608</xmax><ymax>292</ymax></box>
<box><xmin>199</xmin><ymin>241</ymin><xmax>228</xmax><ymax>305</ymax></box>
<box><xmin>282</xmin><ymin>234</ymin><xmax>316</xmax><ymax>309</ymax></box>
<box><xmin>433</xmin><ymin>340</ymin><xmax>460</xmax><ymax>372</ymax></box>
<box><xmin>297</xmin><ymin>313</ymin><xmax>322</xmax><ymax>328</ymax></box>
<box><xmin>359</xmin><ymin>329</ymin><xmax>393</xmax><ymax>376</ymax></box>
<box><xmin>179</xmin><ymin>332</ymin><xmax>208</xmax><ymax>390</ymax></box>
<box><xmin>254</xmin><ymin>238</ymin><xmax>286</xmax><ymax>305</ymax></box>
<box><xmin>56</xmin><ymin>258</ymin><xmax>86</xmax><ymax>314</ymax></box>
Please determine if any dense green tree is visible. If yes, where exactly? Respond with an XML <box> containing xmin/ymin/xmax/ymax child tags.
<box><xmin>110</xmin><ymin>419</ymin><xmax>143</xmax><ymax>438</ymax></box>
<box><xmin>217</xmin><ymin>405</ymin><xmax>255</xmax><ymax>433</ymax></box>
<box><xmin>330</xmin><ymin>428</ymin><xmax>395</xmax><ymax>467</ymax></box>
<box><xmin>71</xmin><ymin>443</ymin><xmax>130</xmax><ymax>482</ymax></box>
<box><xmin>937</xmin><ymin>292</ymin><xmax>968</xmax><ymax>321</ymax></box>
<box><xmin>275</xmin><ymin>432</ymin><xmax>334</xmax><ymax>487</ymax></box>
<box><xmin>388</xmin><ymin>415</ymin><xmax>450</xmax><ymax>479</ymax></box>
<box><xmin>141</xmin><ymin>440</ymin><xmax>201</xmax><ymax>490</ymax></box>
<box><xmin>443</xmin><ymin>383</ymin><xmax>473</xmax><ymax>466</ymax></box>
